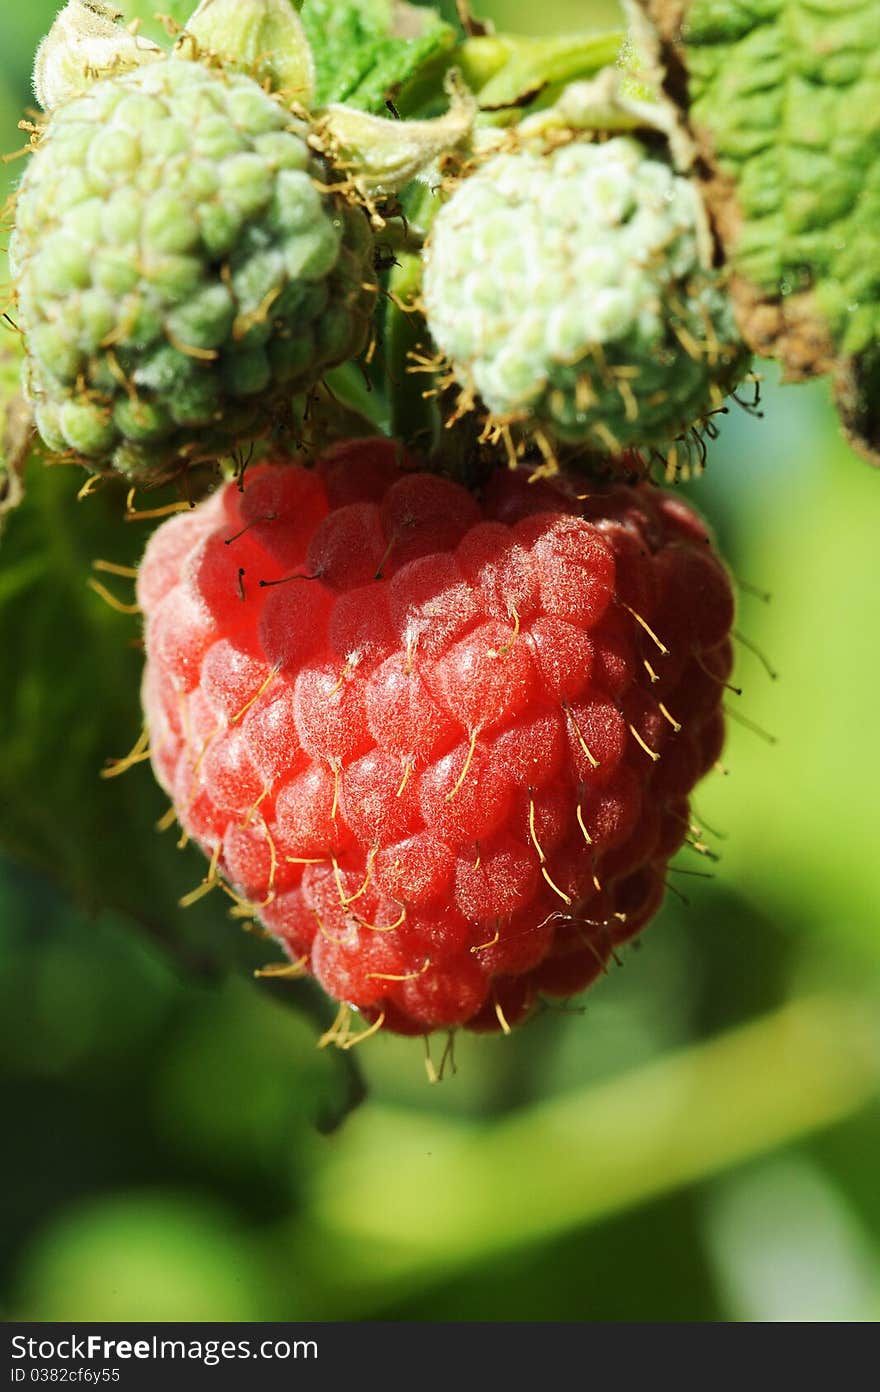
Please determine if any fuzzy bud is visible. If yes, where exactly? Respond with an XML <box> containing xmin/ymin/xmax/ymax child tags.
<box><xmin>183</xmin><ymin>0</ymin><xmax>315</xmax><ymax>104</ymax></box>
<box><xmin>316</xmin><ymin>72</ymin><xmax>476</xmax><ymax>199</ymax></box>
<box><xmin>32</xmin><ymin>0</ymin><xmax>161</xmax><ymax>112</ymax></box>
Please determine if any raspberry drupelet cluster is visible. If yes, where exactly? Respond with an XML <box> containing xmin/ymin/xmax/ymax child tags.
<box><xmin>139</xmin><ymin>439</ymin><xmax>734</xmax><ymax>1037</ymax></box>
<box><xmin>10</xmin><ymin>57</ymin><xmax>376</xmax><ymax>482</ymax></box>
<box><xmin>421</xmin><ymin>137</ymin><xmax>749</xmax><ymax>458</ymax></box>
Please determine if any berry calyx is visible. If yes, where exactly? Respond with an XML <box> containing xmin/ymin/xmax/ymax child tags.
<box><xmin>139</xmin><ymin>438</ymin><xmax>734</xmax><ymax>1036</ymax></box>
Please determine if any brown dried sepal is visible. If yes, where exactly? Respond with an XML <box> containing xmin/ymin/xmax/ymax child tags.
<box><xmin>835</xmin><ymin>350</ymin><xmax>880</xmax><ymax>468</ymax></box>
<box><xmin>0</xmin><ymin>398</ymin><xmax>33</xmax><ymax>523</ymax></box>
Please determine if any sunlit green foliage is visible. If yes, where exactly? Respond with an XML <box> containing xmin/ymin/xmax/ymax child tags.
<box><xmin>0</xmin><ymin>0</ymin><xmax>878</xmax><ymax>1324</ymax></box>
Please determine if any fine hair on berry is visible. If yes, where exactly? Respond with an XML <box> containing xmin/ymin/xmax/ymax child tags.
<box><xmin>139</xmin><ymin>438</ymin><xmax>734</xmax><ymax>1037</ymax></box>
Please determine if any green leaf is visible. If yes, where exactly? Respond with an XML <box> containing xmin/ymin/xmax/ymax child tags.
<box><xmin>0</xmin><ymin>461</ymin><xmax>228</xmax><ymax>961</ymax></box>
<box><xmin>300</xmin><ymin>0</ymin><xmax>455</xmax><ymax>112</ymax></box>
<box><xmin>639</xmin><ymin>0</ymin><xmax>880</xmax><ymax>460</ymax></box>
<box><xmin>390</xmin><ymin>28</ymin><xmax>628</xmax><ymax>124</ymax></box>
<box><xmin>0</xmin><ymin>457</ymin><xmax>365</xmax><ymax>1111</ymax></box>
<box><xmin>297</xmin><ymin>993</ymin><xmax>880</xmax><ymax>1311</ymax></box>
<box><xmin>465</xmin><ymin>30</ymin><xmax>625</xmax><ymax>119</ymax></box>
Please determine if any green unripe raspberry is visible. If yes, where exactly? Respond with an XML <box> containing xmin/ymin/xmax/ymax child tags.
<box><xmin>422</xmin><ymin>137</ymin><xmax>749</xmax><ymax>454</ymax></box>
<box><xmin>10</xmin><ymin>57</ymin><xmax>376</xmax><ymax>480</ymax></box>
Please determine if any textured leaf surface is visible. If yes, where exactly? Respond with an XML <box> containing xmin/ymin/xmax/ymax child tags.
<box><xmin>301</xmin><ymin>0</ymin><xmax>454</xmax><ymax>111</ymax></box>
<box><xmin>642</xmin><ymin>0</ymin><xmax>880</xmax><ymax>457</ymax></box>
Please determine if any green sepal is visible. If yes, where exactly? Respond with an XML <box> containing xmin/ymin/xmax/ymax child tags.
<box><xmin>33</xmin><ymin>1</ymin><xmax>163</xmax><ymax>112</ymax></box>
<box><xmin>183</xmin><ymin>0</ymin><xmax>315</xmax><ymax>103</ymax></box>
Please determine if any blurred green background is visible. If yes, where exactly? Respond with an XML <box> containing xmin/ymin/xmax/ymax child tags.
<box><xmin>1</xmin><ymin>0</ymin><xmax>879</xmax><ymax>1323</ymax></box>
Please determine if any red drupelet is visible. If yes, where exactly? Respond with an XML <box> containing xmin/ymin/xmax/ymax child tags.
<box><xmin>139</xmin><ymin>439</ymin><xmax>734</xmax><ymax>1035</ymax></box>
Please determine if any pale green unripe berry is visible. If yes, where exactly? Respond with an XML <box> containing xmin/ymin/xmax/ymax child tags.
<box><xmin>422</xmin><ymin>136</ymin><xmax>749</xmax><ymax>454</ymax></box>
<box><xmin>11</xmin><ymin>58</ymin><xmax>376</xmax><ymax>480</ymax></box>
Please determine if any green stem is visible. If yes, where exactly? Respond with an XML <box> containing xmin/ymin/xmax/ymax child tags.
<box><xmin>386</xmin><ymin>252</ymin><xmax>435</xmax><ymax>450</ymax></box>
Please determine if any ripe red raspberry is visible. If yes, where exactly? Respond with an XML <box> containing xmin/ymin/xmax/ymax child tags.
<box><xmin>138</xmin><ymin>439</ymin><xmax>734</xmax><ymax>1036</ymax></box>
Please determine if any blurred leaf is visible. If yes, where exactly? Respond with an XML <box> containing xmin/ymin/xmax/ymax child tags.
<box><xmin>0</xmin><ymin>461</ymin><xmax>222</xmax><ymax>961</ymax></box>
<box><xmin>119</xmin><ymin>0</ymin><xmax>194</xmax><ymax>46</ymax></box>
<box><xmin>293</xmin><ymin>993</ymin><xmax>880</xmax><ymax>1310</ymax></box>
<box><xmin>369</xmin><ymin>1190</ymin><xmax>721</xmax><ymax>1321</ymax></box>
<box><xmin>0</xmin><ymin>13</ymin><xmax>52</xmax><ymax>105</ymax></box>
<box><xmin>0</xmin><ymin>461</ymin><xmax>365</xmax><ymax>1118</ymax></box>
<box><xmin>704</xmin><ymin>1157</ymin><xmax>880</xmax><ymax>1321</ymax></box>
<box><xmin>0</xmin><ymin>852</ymin><xmax>361</xmax><ymax>1277</ymax></box>
<box><xmin>301</xmin><ymin>0</ymin><xmax>456</xmax><ymax>110</ymax></box>
<box><xmin>639</xmin><ymin>0</ymin><xmax>880</xmax><ymax>459</ymax></box>
<box><xmin>809</xmin><ymin>1105</ymin><xmax>880</xmax><ymax>1242</ymax></box>
<box><xmin>13</xmin><ymin>1192</ymin><xmax>279</xmax><ymax>1321</ymax></box>
<box><xmin>692</xmin><ymin>389</ymin><xmax>880</xmax><ymax>965</ymax></box>
<box><xmin>485</xmin><ymin>0</ymin><xmax>623</xmax><ymax>29</ymax></box>
<box><xmin>256</xmin><ymin>976</ymin><xmax>367</xmax><ymax>1134</ymax></box>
